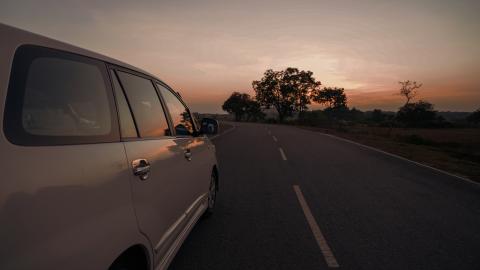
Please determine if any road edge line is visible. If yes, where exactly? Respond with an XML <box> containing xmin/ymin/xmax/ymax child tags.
<box><xmin>209</xmin><ymin>124</ymin><xmax>236</xmax><ymax>140</ymax></box>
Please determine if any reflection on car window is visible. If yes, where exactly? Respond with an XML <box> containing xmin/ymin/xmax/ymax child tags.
<box><xmin>117</xmin><ymin>72</ymin><xmax>170</xmax><ymax>138</ymax></box>
<box><xmin>157</xmin><ymin>84</ymin><xmax>194</xmax><ymax>136</ymax></box>
<box><xmin>22</xmin><ymin>57</ymin><xmax>111</xmax><ymax>136</ymax></box>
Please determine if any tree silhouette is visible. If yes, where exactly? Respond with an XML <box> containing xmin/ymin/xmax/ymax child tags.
<box><xmin>252</xmin><ymin>67</ymin><xmax>321</xmax><ymax>121</ymax></box>
<box><xmin>311</xmin><ymin>87</ymin><xmax>347</xmax><ymax>109</ymax></box>
<box><xmin>399</xmin><ymin>80</ymin><xmax>422</xmax><ymax>106</ymax></box>
<box><xmin>222</xmin><ymin>92</ymin><xmax>249</xmax><ymax>121</ymax></box>
<box><xmin>396</xmin><ymin>100</ymin><xmax>439</xmax><ymax>127</ymax></box>
<box><xmin>244</xmin><ymin>99</ymin><xmax>265</xmax><ymax>122</ymax></box>
<box><xmin>222</xmin><ymin>92</ymin><xmax>264</xmax><ymax>121</ymax></box>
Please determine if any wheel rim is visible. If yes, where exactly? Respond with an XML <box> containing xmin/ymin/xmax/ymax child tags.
<box><xmin>208</xmin><ymin>176</ymin><xmax>216</xmax><ymax>209</ymax></box>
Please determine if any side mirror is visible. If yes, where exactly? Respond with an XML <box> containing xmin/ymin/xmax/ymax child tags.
<box><xmin>201</xmin><ymin>118</ymin><xmax>219</xmax><ymax>135</ymax></box>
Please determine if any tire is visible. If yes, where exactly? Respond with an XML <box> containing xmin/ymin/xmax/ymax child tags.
<box><xmin>109</xmin><ymin>257</ymin><xmax>134</xmax><ymax>270</ymax></box>
<box><xmin>108</xmin><ymin>247</ymin><xmax>148</xmax><ymax>270</ymax></box>
<box><xmin>204</xmin><ymin>172</ymin><xmax>217</xmax><ymax>217</ymax></box>
<box><xmin>109</xmin><ymin>264</ymin><xmax>130</xmax><ymax>270</ymax></box>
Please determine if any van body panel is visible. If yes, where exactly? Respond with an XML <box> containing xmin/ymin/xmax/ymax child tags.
<box><xmin>0</xmin><ymin>142</ymin><xmax>146</xmax><ymax>269</ymax></box>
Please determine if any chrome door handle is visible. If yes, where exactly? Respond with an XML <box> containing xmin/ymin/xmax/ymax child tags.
<box><xmin>184</xmin><ymin>149</ymin><xmax>192</xmax><ymax>161</ymax></box>
<box><xmin>132</xmin><ymin>159</ymin><xmax>150</xmax><ymax>180</ymax></box>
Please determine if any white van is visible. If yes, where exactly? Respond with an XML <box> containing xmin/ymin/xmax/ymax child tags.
<box><xmin>0</xmin><ymin>23</ymin><xmax>219</xmax><ymax>270</ymax></box>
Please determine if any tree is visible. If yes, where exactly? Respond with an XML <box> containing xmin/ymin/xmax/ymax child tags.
<box><xmin>311</xmin><ymin>87</ymin><xmax>347</xmax><ymax>109</ymax></box>
<box><xmin>399</xmin><ymin>80</ymin><xmax>422</xmax><ymax>106</ymax></box>
<box><xmin>222</xmin><ymin>92</ymin><xmax>251</xmax><ymax>121</ymax></box>
<box><xmin>222</xmin><ymin>92</ymin><xmax>264</xmax><ymax>121</ymax></box>
<box><xmin>466</xmin><ymin>108</ymin><xmax>480</xmax><ymax>124</ymax></box>
<box><xmin>396</xmin><ymin>100</ymin><xmax>439</xmax><ymax>127</ymax></box>
<box><xmin>252</xmin><ymin>67</ymin><xmax>321</xmax><ymax>121</ymax></box>
<box><xmin>244</xmin><ymin>99</ymin><xmax>265</xmax><ymax>122</ymax></box>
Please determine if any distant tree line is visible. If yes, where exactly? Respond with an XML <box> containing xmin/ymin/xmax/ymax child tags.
<box><xmin>222</xmin><ymin>67</ymin><xmax>480</xmax><ymax>128</ymax></box>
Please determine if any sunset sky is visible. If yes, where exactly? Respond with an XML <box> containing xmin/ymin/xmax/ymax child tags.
<box><xmin>1</xmin><ymin>0</ymin><xmax>479</xmax><ymax>113</ymax></box>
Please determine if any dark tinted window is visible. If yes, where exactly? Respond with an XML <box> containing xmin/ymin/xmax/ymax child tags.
<box><xmin>3</xmin><ymin>45</ymin><xmax>119</xmax><ymax>145</ymax></box>
<box><xmin>110</xmin><ymin>70</ymin><xmax>137</xmax><ymax>138</ymax></box>
<box><xmin>22</xmin><ymin>58</ymin><xmax>111</xmax><ymax>136</ymax></box>
<box><xmin>117</xmin><ymin>72</ymin><xmax>170</xmax><ymax>138</ymax></box>
<box><xmin>157</xmin><ymin>85</ymin><xmax>194</xmax><ymax>136</ymax></box>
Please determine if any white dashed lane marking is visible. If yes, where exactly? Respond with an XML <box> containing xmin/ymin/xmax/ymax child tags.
<box><xmin>293</xmin><ymin>185</ymin><xmax>339</xmax><ymax>268</ymax></box>
<box><xmin>279</xmin><ymin>148</ymin><xmax>287</xmax><ymax>161</ymax></box>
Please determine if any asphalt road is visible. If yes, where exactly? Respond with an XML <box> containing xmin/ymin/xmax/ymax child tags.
<box><xmin>169</xmin><ymin>122</ymin><xmax>480</xmax><ymax>270</ymax></box>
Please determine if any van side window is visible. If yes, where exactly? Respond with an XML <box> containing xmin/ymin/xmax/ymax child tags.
<box><xmin>110</xmin><ymin>70</ymin><xmax>138</xmax><ymax>139</ymax></box>
<box><xmin>157</xmin><ymin>84</ymin><xmax>194</xmax><ymax>136</ymax></box>
<box><xmin>117</xmin><ymin>72</ymin><xmax>170</xmax><ymax>138</ymax></box>
<box><xmin>3</xmin><ymin>45</ymin><xmax>119</xmax><ymax>145</ymax></box>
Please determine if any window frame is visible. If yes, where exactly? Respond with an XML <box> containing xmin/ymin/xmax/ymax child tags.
<box><xmin>153</xmin><ymin>81</ymin><xmax>199</xmax><ymax>137</ymax></box>
<box><xmin>3</xmin><ymin>45</ymin><xmax>120</xmax><ymax>146</ymax></box>
<box><xmin>110</xmin><ymin>66</ymin><xmax>174</xmax><ymax>140</ymax></box>
<box><xmin>107</xmin><ymin>68</ymin><xmax>140</xmax><ymax>140</ymax></box>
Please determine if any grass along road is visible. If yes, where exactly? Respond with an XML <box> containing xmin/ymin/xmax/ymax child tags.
<box><xmin>298</xmin><ymin>125</ymin><xmax>480</xmax><ymax>182</ymax></box>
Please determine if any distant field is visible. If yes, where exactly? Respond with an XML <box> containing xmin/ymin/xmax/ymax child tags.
<box><xmin>303</xmin><ymin>126</ymin><xmax>480</xmax><ymax>182</ymax></box>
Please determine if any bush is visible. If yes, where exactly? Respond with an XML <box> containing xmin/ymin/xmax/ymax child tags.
<box><xmin>297</xmin><ymin>110</ymin><xmax>330</xmax><ymax>126</ymax></box>
<box><xmin>265</xmin><ymin>118</ymin><xmax>278</xmax><ymax>124</ymax></box>
<box><xmin>401</xmin><ymin>134</ymin><xmax>434</xmax><ymax>145</ymax></box>
<box><xmin>396</xmin><ymin>100</ymin><xmax>445</xmax><ymax>128</ymax></box>
<box><xmin>467</xmin><ymin>109</ymin><xmax>480</xmax><ymax>125</ymax></box>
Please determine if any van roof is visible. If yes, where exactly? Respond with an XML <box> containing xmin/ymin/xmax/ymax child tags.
<box><xmin>0</xmin><ymin>23</ymin><xmax>162</xmax><ymax>82</ymax></box>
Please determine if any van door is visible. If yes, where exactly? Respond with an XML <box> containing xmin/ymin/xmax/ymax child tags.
<box><xmin>113</xmin><ymin>70</ymin><xmax>192</xmax><ymax>264</ymax></box>
<box><xmin>156</xmin><ymin>84</ymin><xmax>212</xmax><ymax>212</ymax></box>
